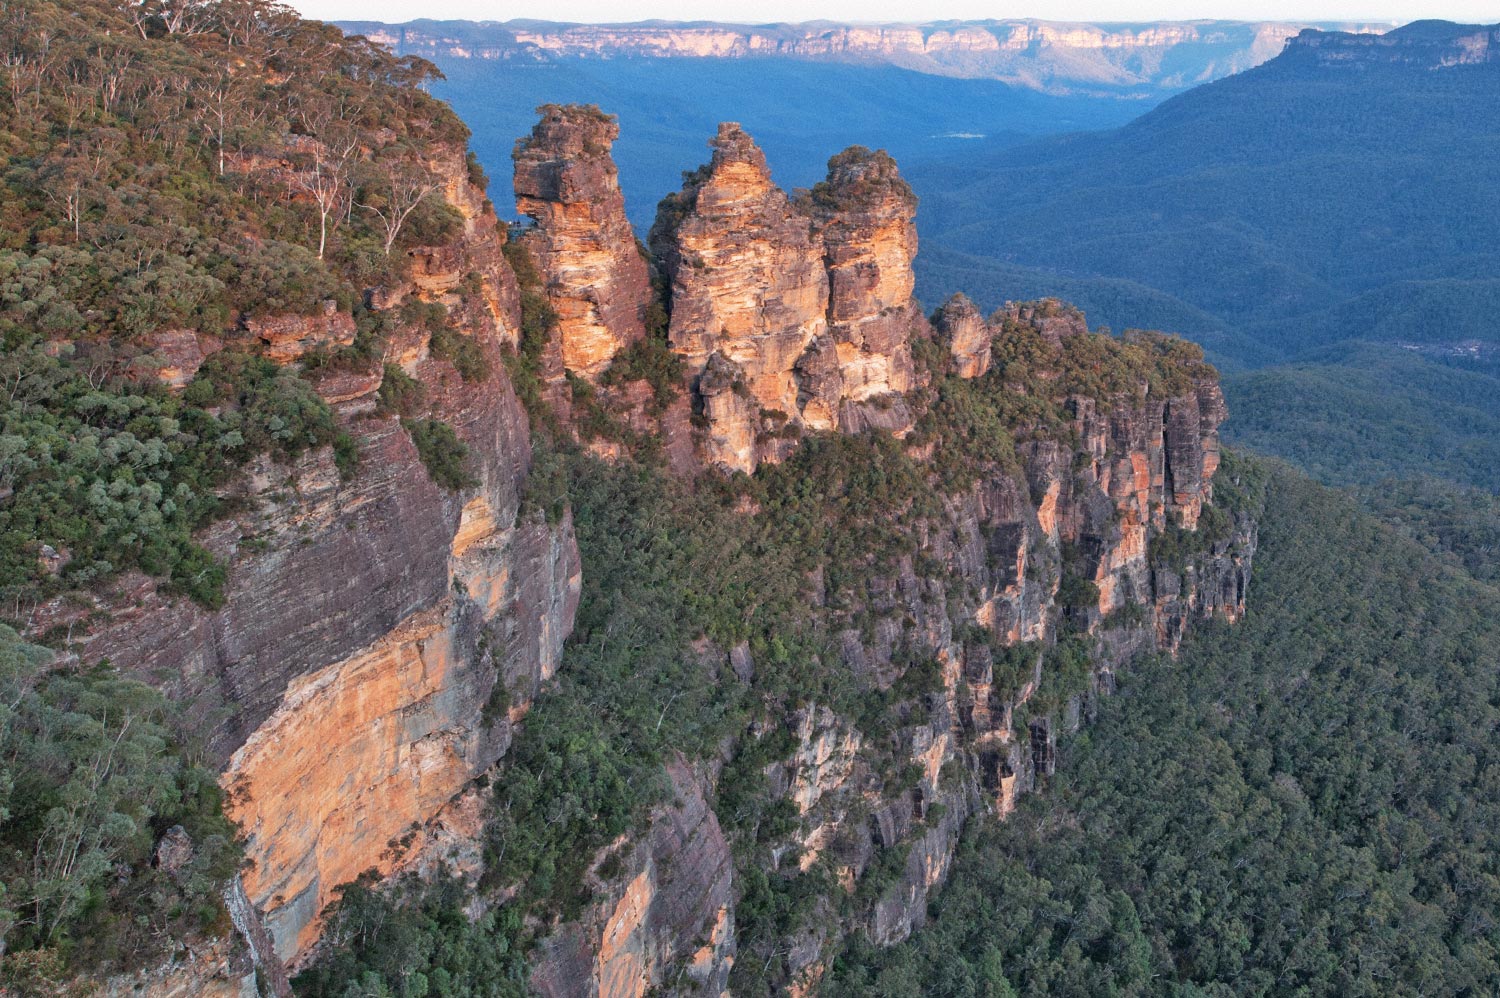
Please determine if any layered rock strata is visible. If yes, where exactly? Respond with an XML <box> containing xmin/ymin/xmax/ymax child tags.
<box><xmin>69</xmin><ymin>104</ymin><xmax>1257</xmax><ymax>998</ymax></box>
<box><xmin>649</xmin><ymin>123</ymin><xmax>831</xmax><ymax>471</ymax></box>
<box><xmin>514</xmin><ymin>104</ymin><xmax>652</xmax><ymax>379</ymax></box>
<box><xmin>61</xmin><ymin>143</ymin><xmax>582</xmax><ymax>974</ymax></box>
<box><xmin>807</xmin><ymin>147</ymin><xmax>922</xmax><ymax>433</ymax></box>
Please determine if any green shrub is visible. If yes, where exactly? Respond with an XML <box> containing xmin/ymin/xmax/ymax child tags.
<box><xmin>403</xmin><ymin>418</ymin><xmax>477</xmax><ymax>491</ymax></box>
<box><xmin>377</xmin><ymin>363</ymin><xmax>425</xmax><ymax>417</ymax></box>
<box><xmin>430</xmin><ymin>326</ymin><xmax>491</xmax><ymax>383</ymax></box>
<box><xmin>0</xmin><ymin>627</ymin><xmax>241</xmax><ymax>979</ymax></box>
<box><xmin>1</xmin><ymin>343</ymin><xmax>337</xmax><ymax>609</ymax></box>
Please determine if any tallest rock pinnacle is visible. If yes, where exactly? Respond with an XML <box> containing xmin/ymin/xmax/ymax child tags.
<box><xmin>513</xmin><ymin>103</ymin><xmax>651</xmax><ymax>379</ymax></box>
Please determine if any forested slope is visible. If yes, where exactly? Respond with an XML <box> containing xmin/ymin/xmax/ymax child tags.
<box><xmin>830</xmin><ymin>460</ymin><xmax>1500</xmax><ymax>996</ymax></box>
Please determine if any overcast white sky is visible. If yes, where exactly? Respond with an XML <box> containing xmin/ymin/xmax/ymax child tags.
<box><xmin>287</xmin><ymin>0</ymin><xmax>1491</xmax><ymax>27</ymax></box>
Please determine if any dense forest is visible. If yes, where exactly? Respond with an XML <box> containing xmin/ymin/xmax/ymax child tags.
<box><xmin>829</xmin><ymin>462</ymin><xmax>1500</xmax><ymax>996</ymax></box>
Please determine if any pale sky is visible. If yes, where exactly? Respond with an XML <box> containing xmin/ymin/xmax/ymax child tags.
<box><xmin>288</xmin><ymin>0</ymin><xmax>1490</xmax><ymax>27</ymax></box>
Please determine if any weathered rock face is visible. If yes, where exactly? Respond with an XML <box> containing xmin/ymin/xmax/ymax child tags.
<box><xmin>68</xmin><ymin>143</ymin><xmax>582</xmax><ymax>977</ymax></box>
<box><xmin>514</xmin><ymin>105</ymin><xmax>652</xmax><ymax>379</ymax></box>
<box><xmin>650</xmin><ymin>122</ymin><xmax>831</xmax><ymax>471</ymax></box>
<box><xmin>934</xmin><ymin>293</ymin><xmax>990</xmax><ymax>378</ymax></box>
<box><xmin>245</xmin><ymin>304</ymin><xmax>356</xmax><ymax>364</ymax></box>
<box><xmin>532</xmin><ymin>761</ymin><xmax>735</xmax><ymax>998</ymax></box>
<box><xmin>808</xmin><ymin>146</ymin><xmax>920</xmax><ymax>434</ymax></box>
<box><xmin>533</xmin><ymin>314</ymin><xmax>1254</xmax><ymax>992</ymax></box>
<box><xmin>638</xmin><ymin>124</ymin><xmax>930</xmax><ymax>472</ymax></box>
<box><xmin>224</xmin><ymin>504</ymin><xmax>578</xmax><ymax>959</ymax></box>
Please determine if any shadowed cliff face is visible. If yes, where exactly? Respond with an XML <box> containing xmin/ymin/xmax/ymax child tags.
<box><xmin>514</xmin><ymin>104</ymin><xmax>652</xmax><ymax>379</ymax></box>
<box><xmin>531</xmin><ymin>761</ymin><xmax>736</xmax><ymax>998</ymax></box>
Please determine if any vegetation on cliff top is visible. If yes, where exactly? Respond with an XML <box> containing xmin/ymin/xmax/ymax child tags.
<box><xmin>0</xmin><ymin>0</ymin><xmax>479</xmax><ymax>616</ymax></box>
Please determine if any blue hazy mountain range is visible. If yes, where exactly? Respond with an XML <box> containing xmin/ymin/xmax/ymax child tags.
<box><xmin>338</xmin><ymin>18</ymin><xmax>1378</xmax><ymax>230</ymax></box>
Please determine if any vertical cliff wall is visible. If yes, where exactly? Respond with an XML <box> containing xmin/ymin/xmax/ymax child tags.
<box><xmin>807</xmin><ymin>147</ymin><xmax>922</xmax><ymax>435</ymax></box>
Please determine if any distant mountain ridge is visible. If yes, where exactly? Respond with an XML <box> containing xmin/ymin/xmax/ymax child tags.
<box><xmin>1285</xmin><ymin>18</ymin><xmax>1497</xmax><ymax>66</ymax></box>
<box><xmin>910</xmin><ymin>18</ymin><xmax>1500</xmax><ymax>362</ymax></box>
<box><xmin>904</xmin><ymin>18</ymin><xmax>1500</xmax><ymax>492</ymax></box>
<box><xmin>338</xmin><ymin>17</ymin><xmax>1389</xmax><ymax>96</ymax></box>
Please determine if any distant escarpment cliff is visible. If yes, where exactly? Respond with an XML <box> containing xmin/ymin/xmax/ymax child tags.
<box><xmin>339</xmin><ymin>18</ymin><xmax>1388</xmax><ymax>95</ymax></box>
<box><xmin>1</xmin><ymin>5</ymin><xmax>1255</xmax><ymax>994</ymax></box>
<box><xmin>1283</xmin><ymin>18</ymin><xmax>1498</xmax><ymax>67</ymax></box>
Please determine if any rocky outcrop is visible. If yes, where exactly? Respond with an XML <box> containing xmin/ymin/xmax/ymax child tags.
<box><xmin>246</xmin><ymin>304</ymin><xmax>356</xmax><ymax>364</ymax></box>
<box><xmin>650</xmin><ymin>123</ymin><xmax>830</xmax><ymax>472</ymax></box>
<box><xmin>514</xmin><ymin>105</ymin><xmax>652</xmax><ymax>379</ymax></box>
<box><xmin>934</xmin><ymin>294</ymin><xmax>990</xmax><ymax>378</ymax></box>
<box><xmin>808</xmin><ymin>147</ymin><xmax>921</xmax><ymax>433</ymax></box>
<box><xmin>641</xmin><ymin>124</ymin><xmax>929</xmax><ymax>472</ymax></box>
<box><xmin>998</xmin><ymin>297</ymin><xmax>1089</xmax><ymax>345</ymax></box>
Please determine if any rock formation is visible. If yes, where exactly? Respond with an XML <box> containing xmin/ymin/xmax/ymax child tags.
<box><xmin>933</xmin><ymin>293</ymin><xmax>991</xmax><ymax>378</ymax></box>
<box><xmin>649</xmin><ymin>122</ymin><xmax>831</xmax><ymax>471</ymax></box>
<box><xmin>807</xmin><ymin>146</ymin><xmax>921</xmax><ymax>434</ymax></box>
<box><xmin>514</xmin><ymin>104</ymin><xmax>652</xmax><ymax>379</ymax></box>
<box><xmin>61</xmin><ymin>100</ymin><xmax>1254</xmax><ymax>998</ymax></box>
<box><xmin>641</xmin><ymin>124</ymin><xmax>928</xmax><ymax>472</ymax></box>
<box><xmin>531</xmin><ymin>761</ymin><xmax>736</xmax><ymax>998</ymax></box>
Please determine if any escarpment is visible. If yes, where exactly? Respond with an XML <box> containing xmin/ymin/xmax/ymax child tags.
<box><xmin>34</xmin><ymin>120</ymin><xmax>581</xmax><ymax>985</ymax></box>
<box><xmin>473</xmin><ymin>106</ymin><xmax>1257</xmax><ymax>996</ymax></box>
<box><xmin>25</xmin><ymin>51</ymin><xmax>1255</xmax><ymax>995</ymax></box>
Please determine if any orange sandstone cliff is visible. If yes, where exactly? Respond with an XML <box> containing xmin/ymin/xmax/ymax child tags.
<box><xmin>514</xmin><ymin>104</ymin><xmax>652</xmax><ymax>380</ymax></box>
